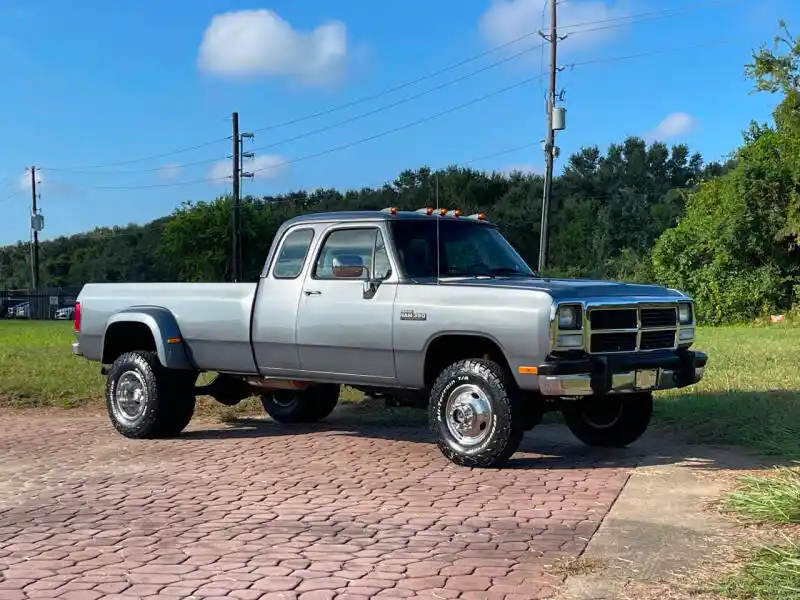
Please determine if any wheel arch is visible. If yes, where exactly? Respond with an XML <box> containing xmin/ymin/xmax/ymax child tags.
<box><xmin>102</xmin><ymin>307</ymin><xmax>194</xmax><ymax>370</ymax></box>
<box><xmin>422</xmin><ymin>331</ymin><xmax>513</xmax><ymax>389</ymax></box>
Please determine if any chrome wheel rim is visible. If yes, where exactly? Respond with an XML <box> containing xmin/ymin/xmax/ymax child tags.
<box><xmin>113</xmin><ymin>370</ymin><xmax>147</xmax><ymax>424</ymax></box>
<box><xmin>444</xmin><ymin>383</ymin><xmax>493</xmax><ymax>447</ymax></box>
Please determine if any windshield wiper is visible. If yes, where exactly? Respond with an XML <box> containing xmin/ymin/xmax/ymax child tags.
<box><xmin>485</xmin><ymin>267</ymin><xmax>537</xmax><ymax>277</ymax></box>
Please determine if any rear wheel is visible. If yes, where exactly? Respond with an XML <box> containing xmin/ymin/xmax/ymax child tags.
<box><xmin>561</xmin><ymin>392</ymin><xmax>653</xmax><ymax>447</ymax></box>
<box><xmin>105</xmin><ymin>351</ymin><xmax>197</xmax><ymax>438</ymax></box>
<box><xmin>260</xmin><ymin>384</ymin><xmax>340</xmax><ymax>423</ymax></box>
<box><xmin>429</xmin><ymin>358</ymin><xmax>524</xmax><ymax>468</ymax></box>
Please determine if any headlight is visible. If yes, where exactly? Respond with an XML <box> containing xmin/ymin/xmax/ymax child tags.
<box><xmin>557</xmin><ymin>305</ymin><xmax>581</xmax><ymax>329</ymax></box>
<box><xmin>678</xmin><ymin>303</ymin><xmax>693</xmax><ymax>325</ymax></box>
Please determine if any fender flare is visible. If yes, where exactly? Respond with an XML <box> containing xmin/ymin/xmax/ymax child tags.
<box><xmin>102</xmin><ymin>306</ymin><xmax>194</xmax><ymax>370</ymax></box>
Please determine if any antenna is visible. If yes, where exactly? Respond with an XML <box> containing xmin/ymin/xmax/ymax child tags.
<box><xmin>435</xmin><ymin>173</ymin><xmax>441</xmax><ymax>285</ymax></box>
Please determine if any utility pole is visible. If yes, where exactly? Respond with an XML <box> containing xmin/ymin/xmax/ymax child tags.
<box><xmin>230</xmin><ymin>112</ymin><xmax>254</xmax><ymax>283</ymax></box>
<box><xmin>30</xmin><ymin>166</ymin><xmax>39</xmax><ymax>292</ymax></box>
<box><xmin>231</xmin><ymin>112</ymin><xmax>241</xmax><ymax>283</ymax></box>
<box><xmin>239</xmin><ymin>131</ymin><xmax>254</xmax><ymax>280</ymax></box>
<box><xmin>538</xmin><ymin>0</ymin><xmax>565</xmax><ymax>273</ymax></box>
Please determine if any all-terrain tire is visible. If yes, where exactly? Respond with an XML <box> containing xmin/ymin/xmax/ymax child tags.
<box><xmin>105</xmin><ymin>350</ymin><xmax>196</xmax><ymax>439</ymax></box>
<box><xmin>260</xmin><ymin>384</ymin><xmax>340</xmax><ymax>424</ymax></box>
<box><xmin>428</xmin><ymin>358</ymin><xmax>525</xmax><ymax>468</ymax></box>
<box><xmin>561</xmin><ymin>392</ymin><xmax>653</xmax><ymax>447</ymax></box>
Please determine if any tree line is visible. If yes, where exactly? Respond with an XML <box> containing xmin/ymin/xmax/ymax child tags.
<box><xmin>1</xmin><ymin>24</ymin><xmax>798</xmax><ymax>325</ymax></box>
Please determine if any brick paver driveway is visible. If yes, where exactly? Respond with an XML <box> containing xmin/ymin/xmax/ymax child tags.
<box><xmin>0</xmin><ymin>413</ymin><xmax>631</xmax><ymax>599</ymax></box>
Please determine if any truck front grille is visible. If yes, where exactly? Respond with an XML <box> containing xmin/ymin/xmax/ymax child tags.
<box><xmin>587</xmin><ymin>305</ymin><xmax>678</xmax><ymax>354</ymax></box>
<box><xmin>641</xmin><ymin>307</ymin><xmax>677</xmax><ymax>328</ymax></box>
<box><xmin>590</xmin><ymin>332</ymin><xmax>636</xmax><ymax>353</ymax></box>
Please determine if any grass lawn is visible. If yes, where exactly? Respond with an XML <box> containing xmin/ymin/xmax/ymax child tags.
<box><xmin>720</xmin><ymin>467</ymin><xmax>800</xmax><ymax>599</ymax></box>
<box><xmin>1</xmin><ymin>319</ymin><xmax>799</xmax><ymax>454</ymax></box>
<box><xmin>0</xmin><ymin>319</ymin><xmax>387</xmax><ymax>419</ymax></box>
<box><xmin>653</xmin><ymin>325</ymin><xmax>800</xmax><ymax>460</ymax></box>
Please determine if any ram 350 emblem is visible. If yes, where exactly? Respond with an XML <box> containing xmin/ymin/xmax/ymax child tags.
<box><xmin>400</xmin><ymin>309</ymin><xmax>427</xmax><ymax>321</ymax></box>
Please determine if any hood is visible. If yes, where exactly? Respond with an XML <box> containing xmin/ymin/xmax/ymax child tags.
<box><xmin>438</xmin><ymin>276</ymin><xmax>688</xmax><ymax>302</ymax></box>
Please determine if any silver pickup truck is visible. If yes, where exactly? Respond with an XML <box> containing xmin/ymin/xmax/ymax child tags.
<box><xmin>71</xmin><ymin>207</ymin><xmax>707</xmax><ymax>468</ymax></box>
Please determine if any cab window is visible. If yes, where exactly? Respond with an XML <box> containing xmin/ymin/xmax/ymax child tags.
<box><xmin>272</xmin><ymin>228</ymin><xmax>314</xmax><ymax>279</ymax></box>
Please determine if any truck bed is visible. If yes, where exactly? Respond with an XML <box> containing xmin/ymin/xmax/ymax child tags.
<box><xmin>77</xmin><ymin>282</ymin><xmax>259</xmax><ymax>373</ymax></box>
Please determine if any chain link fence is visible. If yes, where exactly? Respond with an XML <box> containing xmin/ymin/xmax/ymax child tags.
<box><xmin>1</xmin><ymin>288</ymin><xmax>81</xmax><ymax>320</ymax></box>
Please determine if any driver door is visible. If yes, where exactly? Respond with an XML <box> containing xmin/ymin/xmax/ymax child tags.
<box><xmin>295</xmin><ymin>224</ymin><xmax>397</xmax><ymax>382</ymax></box>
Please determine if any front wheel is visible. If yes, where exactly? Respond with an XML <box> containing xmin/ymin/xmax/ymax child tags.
<box><xmin>561</xmin><ymin>392</ymin><xmax>653</xmax><ymax>447</ymax></box>
<box><xmin>429</xmin><ymin>358</ymin><xmax>525</xmax><ymax>468</ymax></box>
<box><xmin>260</xmin><ymin>384</ymin><xmax>340</xmax><ymax>423</ymax></box>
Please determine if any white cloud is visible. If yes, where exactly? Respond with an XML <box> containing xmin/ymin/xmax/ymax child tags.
<box><xmin>644</xmin><ymin>112</ymin><xmax>698</xmax><ymax>142</ymax></box>
<box><xmin>479</xmin><ymin>0</ymin><xmax>631</xmax><ymax>58</ymax></box>
<box><xmin>197</xmin><ymin>9</ymin><xmax>349</xmax><ymax>86</ymax></box>
<box><xmin>209</xmin><ymin>154</ymin><xmax>288</xmax><ymax>184</ymax></box>
<box><xmin>159</xmin><ymin>162</ymin><xmax>181</xmax><ymax>180</ymax></box>
<box><xmin>17</xmin><ymin>168</ymin><xmax>43</xmax><ymax>190</ymax></box>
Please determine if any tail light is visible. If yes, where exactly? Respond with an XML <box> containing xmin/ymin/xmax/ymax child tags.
<box><xmin>73</xmin><ymin>302</ymin><xmax>81</xmax><ymax>332</ymax></box>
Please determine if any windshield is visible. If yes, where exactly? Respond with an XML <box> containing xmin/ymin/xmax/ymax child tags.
<box><xmin>389</xmin><ymin>219</ymin><xmax>536</xmax><ymax>279</ymax></box>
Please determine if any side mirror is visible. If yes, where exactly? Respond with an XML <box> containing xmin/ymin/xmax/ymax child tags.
<box><xmin>363</xmin><ymin>268</ymin><xmax>391</xmax><ymax>299</ymax></box>
<box><xmin>332</xmin><ymin>254</ymin><xmax>366</xmax><ymax>279</ymax></box>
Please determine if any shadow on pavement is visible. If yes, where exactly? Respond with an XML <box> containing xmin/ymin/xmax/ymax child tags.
<box><xmin>183</xmin><ymin>392</ymin><xmax>792</xmax><ymax>472</ymax></box>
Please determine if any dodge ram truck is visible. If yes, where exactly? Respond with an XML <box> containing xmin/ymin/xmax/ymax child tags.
<box><xmin>71</xmin><ymin>207</ymin><xmax>707</xmax><ymax>468</ymax></box>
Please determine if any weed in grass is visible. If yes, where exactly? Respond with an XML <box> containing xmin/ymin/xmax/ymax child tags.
<box><xmin>720</xmin><ymin>539</ymin><xmax>800</xmax><ymax>600</ymax></box>
<box><xmin>725</xmin><ymin>468</ymin><xmax>800</xmax><ymax>525</ymax></box>
<box><xmin>720</xmin><ymin>467</ymin><xmax>800</xmax><ymax>599</ymax></box>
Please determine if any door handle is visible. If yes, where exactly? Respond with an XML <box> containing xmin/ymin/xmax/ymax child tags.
<box><xmin>304</xmin><ymin>290</ymin><xmax>321</xmax><ymax>296</ymax></box>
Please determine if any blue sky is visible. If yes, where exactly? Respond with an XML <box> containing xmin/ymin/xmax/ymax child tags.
<box><xmin>0</xmin><ymin>0</ymin><xmax>793</xmax><ymax>244</ymax></box>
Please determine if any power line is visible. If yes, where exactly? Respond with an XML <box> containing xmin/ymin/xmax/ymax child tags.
<box><xmin>0</xmin><ymin>174</ymin><xmax>18</xmax><ymax>192</ymax></box>
<box><xmin>44</xmin><ymin>34</ymin><xmax>744</xmax><ymax>193</ymax></box>
<box><xmin>42</xmin><ymin>137</ymin><xmax>231</xmax><ymax>173</ymax></box>
<box><xmin>38</xmin><ymin>0</ymin><xmax>740</xmax><ymax>175</ymax></box>
<box><xmin>17</xmin><ymin>142</ymin><xmax>540</xmax><ymax>246</ymax></box>
<box><xmin>83</xmin><ymin>73</ymin><xmax>549</xmax><ymax>191</ymax></box>
<box><xmin>48</xmin><ymin>41</ymin><xmax>547</xmax><ymax>177</ymax></box>
<box><xmin>0</xmin><ymin>189</ymin><xmax>23</xmax><ymax>206</ymax></box>
<box><xmin>244</xmin><ymin>0</ymin><xmax>740</xmax><ymax>136</ymax></box>
<box><xmin>172</xmin><ymin>41</ymin><xmax>547</xmax><ymax>164</ymax></box>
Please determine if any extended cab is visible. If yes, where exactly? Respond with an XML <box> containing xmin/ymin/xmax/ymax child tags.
<box><xmin>71</xmin><ymin>207</ymin><xmax>707</xmax><ymax>468</ymax></box>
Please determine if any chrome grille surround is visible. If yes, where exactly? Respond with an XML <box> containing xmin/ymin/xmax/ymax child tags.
<box><xmin>549</xmin><ymin>298</ymin><xmax>695</xmax><ymax>355</ymax></box>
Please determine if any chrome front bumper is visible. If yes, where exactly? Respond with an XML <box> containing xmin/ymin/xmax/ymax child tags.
<box><xmin>71</xmin><ymin>341</ymin><xmax>83</xmax><ymax>356</ymax></box>
<box><xmin>536</xmin><ymin>350</ymin><xmax>707</xmax><ymax>397</ymax></box>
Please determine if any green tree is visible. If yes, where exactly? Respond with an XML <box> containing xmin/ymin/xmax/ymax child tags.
<box><xmin>652</xmin><ymin>21</ymin><xmax>800</xmax><ymax>323</ymax></box>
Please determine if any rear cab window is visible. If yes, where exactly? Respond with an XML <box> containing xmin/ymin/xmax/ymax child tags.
<box><xmin>272</xmin><ymin>228</ymin><xmax>315</xmax><ymax>279</ymax></box>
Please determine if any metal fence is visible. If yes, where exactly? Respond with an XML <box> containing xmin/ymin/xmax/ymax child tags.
<box><xmin>1</xmin><ymin>289</ymin><xmax>81</xmax><ymax>321</ymax></box>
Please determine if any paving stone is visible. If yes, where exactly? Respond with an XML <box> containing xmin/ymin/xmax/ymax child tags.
<box><xmin>0</xmin><ymin>415</ymin><xmax>629</xmax><ymax>599</ymax></box>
